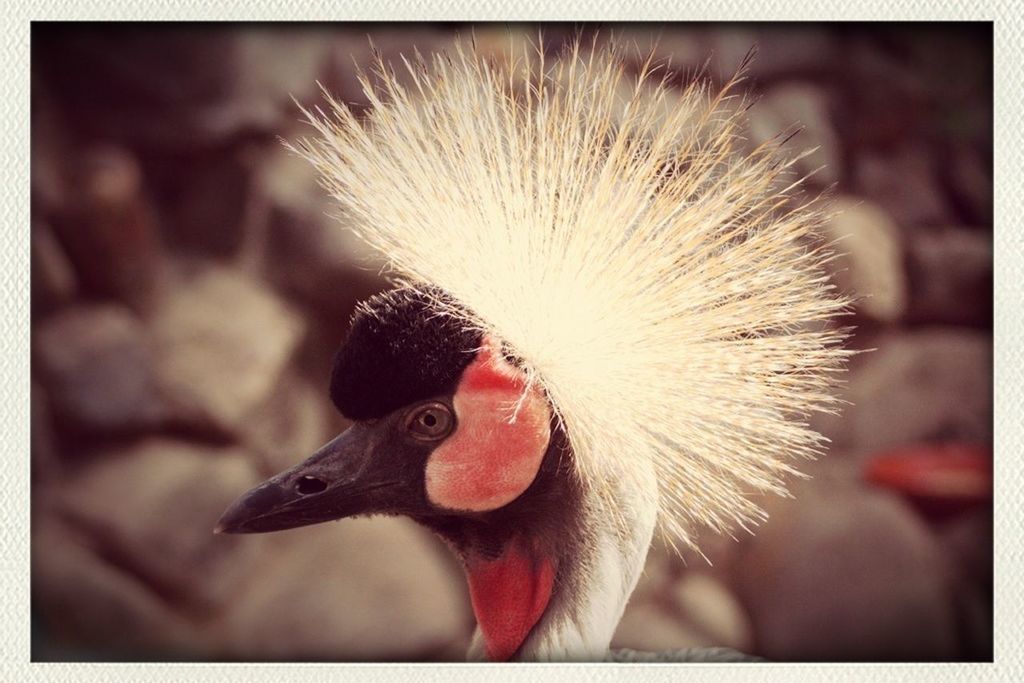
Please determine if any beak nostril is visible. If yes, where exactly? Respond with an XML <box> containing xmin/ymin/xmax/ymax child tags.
<box><xmin>296</xmin><ymin>476</ymin><xmax>327</xmax><ymax>495</ymax></box>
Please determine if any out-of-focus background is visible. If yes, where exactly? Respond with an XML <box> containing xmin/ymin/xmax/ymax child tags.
<box><xmin>30</xmin><ymin>23</ymin><xmax>992</xmax><ymax>662</ymax></box>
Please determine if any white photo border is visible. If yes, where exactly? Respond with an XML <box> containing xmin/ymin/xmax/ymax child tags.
<box><xmin>4</xmin><ymin>4</ymin><xmax>1014</xmax><ymax>682</ymax></box>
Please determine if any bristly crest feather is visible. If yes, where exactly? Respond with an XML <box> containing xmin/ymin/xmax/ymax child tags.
<box><xmin>290</xmin><ymin>37</ymin><xmax>853</xmax><ymax>553</ymax></box>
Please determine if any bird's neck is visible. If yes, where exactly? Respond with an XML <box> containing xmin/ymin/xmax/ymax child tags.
<box><xmin>476</xmin><ymin>493</ymin><xmax>656</xmax><ymax>662</ymax></box>
<box><xmin>424</xmin><ymin>445</ymin><xmax>658</xmax><ymax>662</ymax></box>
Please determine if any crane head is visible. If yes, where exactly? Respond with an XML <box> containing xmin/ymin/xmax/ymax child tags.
<box><xmin>215</xmin><ymin>286</ymin><xmax>560</xmax><ymax>536</ymax></box>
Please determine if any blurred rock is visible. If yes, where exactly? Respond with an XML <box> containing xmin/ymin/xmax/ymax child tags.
<box><xmin>163</xmin><ymin>145</ymin><xmax>258</xmax><ymax>258</ymax></box>
<box><xmin>215</xmin><ymin>27</ymin><xmax>334</xmax><ymax>136</ymax></box>
<box><xmin>258</xmin><ymin>135</ymin><xmax>383</xmax><ymax>268</ymax></box>
<box><xmin>813</xmin><ymin>330</ymin><xmax>992</xmax><ymax>454</ymax></box>
<box><xmin>630</xmin><ymin>540</ymin><xmax>675</xmax><ymax>604</ymax></box>
<box><xmin>707</xmin><ymin>26</ymin><xmax>838</xmax><ymax>82</ymax></box>
<box><xmin>240</xmin><ymin>369</ymin><xmax>332</xmax><ymax>476</ymax></box>
<box><xmin>733</xmin><ymin>481</ymin><xmax>958</xmax><ymax>660</ymax></box>
<box><xmin>31</xmin><ymin>222</ymin><xmax>78</xmax><ymax>318</ymax></box>
<box><xmin>88</xmin><ymin>26</ymin><xmax>337</xmax><ymax>259</ymax></box>
<box><xmin>955</xmin><ymin>586</ymin><xmax>992</xmax><ymax>661</ymax></box>
<box><xmin>31</xmin><ymin>76</ymin><xmax>70</xmax><ymax>218</ymax></box>
<box><xmin>855</xmin><ymin>144</ymin><xmax>953</xmax><ymax>228</ymax></box>
<box><xmin>938</xmin><ymin>510</ymin><xmax>992</xmax><ymax>659</ymax></box>
<box><xmin>613</xmin><ymin>603</ymin><xmax>708</xmax><ymax>653</ymax></box>
<box><xmin>257</xmin><ymin>137</ymin><xmax>331</xmax><ymax>218</ymax></box>
<box><xmin>56</xmin><ymin>439</ymin><xmax>262</xmax><ymax>611</ymax></box>
<box><xmin>152</xmin><ymin>265</ymin><xmax>305</xmax><ymax>434</ymax></box>
<box><xmin>34</xmin><ymin>304</ymin><xmax>166</xmax><ymax>436</ymax></box>
<box><xmin>33</xmin><ymin>514</ymin><xmax>199</xmax><ymax>659</ymax></box>
<box><xmin>257</xmin><ymin>142</ymin><xmax>386</xmax><ymax>312</ymax></box>
<box><xmin>31</xmin><ymin>382</ymin><xmax>61</xmax><ymax>484</ymax></box>
<box><xmin>748</xmin><ymin>84</ymin><xmax>840</xmax><ymax>186</ymax></box>
<box><xmin>51</xmin><ymin>145</ymin><xmax>163</xmax><ymax>312</ymax></box>
<box><xmin>821</xmin><ymin>197</ymin><xmax>907</xmax><ymax>323</ymax></box>
<box><xmin>34</xmin><ymin>27</ymin><xmax>279</xmax><ymax>149</ymax></box>
<box><xmin>835</xmin><ymin>36</ymin><xmax>930</xmax><ymax>151</ymax></box>
<box><xmin>939</xmin><ymin>509</ymin><xmax>992</xmax><ymax>594</ymax></box>
<box><xmin>904</xmin><ymin>227</ymin><xmax>992</xmax><ymax>327</ymax></box>
<box><xmin>670</xmin><ymin>573</ymin><xmax>753</xmax><ymax>652</ymax></box>
<box><xmin>214</xmin><ymin>517</ymin><xmax>471</xmax><ymax>660</ymax></box>
<box><xmin>940</xmin><ymin>144</ymin><xmax>992</xmax><ymax>226</ymax></box>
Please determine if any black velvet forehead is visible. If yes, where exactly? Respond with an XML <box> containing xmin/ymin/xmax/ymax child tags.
<box><xmin>330</xmin><ymin>287</ymin><xmax>483</xmax><ymax>420</ymax></box>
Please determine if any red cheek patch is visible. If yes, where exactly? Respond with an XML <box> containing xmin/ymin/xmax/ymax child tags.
<box><xmin>425</xmin><ymin>337</ymin><xmax>551</xmax><ymax>512</ymax></box>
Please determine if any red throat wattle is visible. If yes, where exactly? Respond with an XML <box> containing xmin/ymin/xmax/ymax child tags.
<box><xmin>465</xmin><ymin>536</ymin><xmax>556</xmax><ymax>661</ymax></box>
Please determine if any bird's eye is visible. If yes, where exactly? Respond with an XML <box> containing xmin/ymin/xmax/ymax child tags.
<box><xmin>405</xmin><ymin>402</ymin><xmax>454</xmax><ymax>441</ymax></box>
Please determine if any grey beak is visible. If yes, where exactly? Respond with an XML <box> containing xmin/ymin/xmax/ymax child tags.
<box><xmin>215</xmin><ymin>425</ymin><xmax>398</xmax><ymax>534</ymax></box>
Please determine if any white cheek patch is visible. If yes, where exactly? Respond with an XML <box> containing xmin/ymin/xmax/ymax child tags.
<box><xmin>425</xmin><ymin>339</ymin><xmax>551</xmax><ymax>512</ymax></box>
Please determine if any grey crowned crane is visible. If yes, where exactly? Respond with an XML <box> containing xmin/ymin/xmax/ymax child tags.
<box><xmin>216</xmin><ymin>39</ymin><xmax>850</xmax><ymax>662</ymax></box>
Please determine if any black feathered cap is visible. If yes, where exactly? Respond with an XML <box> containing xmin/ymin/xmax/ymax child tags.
<box><xmin>329</xmin><ymin>287</ymin><xmax>483</xmax><ymax>420</ymax></box>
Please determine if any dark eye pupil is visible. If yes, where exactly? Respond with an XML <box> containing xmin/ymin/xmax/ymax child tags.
<box><xmin>407</xmin><ymin>403</ymin><xmax>453</xmax><ymax>440</ymax></box>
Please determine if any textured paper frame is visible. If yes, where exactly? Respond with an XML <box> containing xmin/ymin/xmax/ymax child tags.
<box><xmin>5</xmin><ymin>4</ymin><xmax>1015</xmax><ymax>682</ymax></box>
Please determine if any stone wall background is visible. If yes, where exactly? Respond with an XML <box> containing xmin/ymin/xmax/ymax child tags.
<box><xmin>30</xmin><ymin>23</ymin><xmax>992</xmax><ymax>662</ymax></box>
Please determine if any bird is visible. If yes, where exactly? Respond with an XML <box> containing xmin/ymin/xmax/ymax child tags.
<box><xmin>216</xmin><ymin>36</ymin><xmax>850</xmax><ymax>662</ymax></box>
